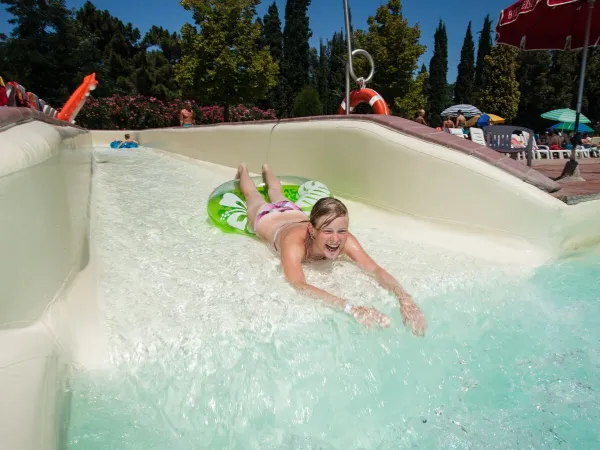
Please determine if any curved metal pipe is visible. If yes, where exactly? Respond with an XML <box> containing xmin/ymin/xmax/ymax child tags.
<box><xmin>343</xmin><ymin>0</ymin><xmax>376</xmax><ymax>115</ymax></box>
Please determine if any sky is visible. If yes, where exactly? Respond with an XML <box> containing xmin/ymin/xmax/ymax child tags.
<box><xmin>0</xmin><ymin>0</ymin><xmax>512</xmax><ymax>83</ymax></box>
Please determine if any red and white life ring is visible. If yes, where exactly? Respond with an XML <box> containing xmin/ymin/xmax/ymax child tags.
<box><xmin>337</xmin><ymin>88</ymin><xmax>390</xmax><ymax>115</ymax></box>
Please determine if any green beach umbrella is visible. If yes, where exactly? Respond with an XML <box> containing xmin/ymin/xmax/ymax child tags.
<box><xmin>550</xmin><ymin>122</ymin><xmax>594</xmax><ymax>133</ymax></box>
<box><xmin>541</xmin><ymin>108</ymin><xmax>591</xmax><ymax>124</ymax></box>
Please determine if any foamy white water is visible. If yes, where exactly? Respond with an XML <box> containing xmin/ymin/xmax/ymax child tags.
<box><xmin>66</xmin><ymin>148</ymin><xmax>600</xmax><ymax>449</ymax></box>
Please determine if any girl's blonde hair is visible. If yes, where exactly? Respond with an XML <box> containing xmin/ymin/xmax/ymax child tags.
<box><xmin>309</xmin><ymin>198</ymin><xmax>348</xmax><ymax>230</ymax></box>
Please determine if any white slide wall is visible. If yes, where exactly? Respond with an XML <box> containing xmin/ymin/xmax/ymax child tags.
<box><xmin>93</xmin><ymin>120</ymin><xmax>600</xmax><ymax>254</ymax></box>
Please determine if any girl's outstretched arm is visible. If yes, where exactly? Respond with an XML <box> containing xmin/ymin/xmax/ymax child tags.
<box><xmin>344</xmin><ymin>234</ymin><xmax>427</xmax><ymax>336</ymax></box>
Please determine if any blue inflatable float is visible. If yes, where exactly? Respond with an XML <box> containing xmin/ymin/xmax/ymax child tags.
<box><xmin>110</xmin><ymin>140</ymin><xmax>139</xmax><ymax>149</ymax></box>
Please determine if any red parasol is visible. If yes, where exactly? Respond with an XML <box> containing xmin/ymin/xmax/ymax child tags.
<box><xmin>496</xmin><ymin>0</ymin><xmax>598</xmax><ymax>169</ymax></box>
<box><xmin>496</xmin><ymin>0</ymin><xmax>600</xmax><ymax>50</ymax></box>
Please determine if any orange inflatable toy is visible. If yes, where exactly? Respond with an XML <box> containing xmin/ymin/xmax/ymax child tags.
<box><xmin>57</xmin><ymin>73</ymin><xmax>98</xmax><ymax>122</ymax></box>
<box><xmin>337</xmin><ymin>88</ymin><xmax>390</xmax><ymax>115</ymax></box>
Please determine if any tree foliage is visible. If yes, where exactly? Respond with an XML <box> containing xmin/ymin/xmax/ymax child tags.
<box><xmin>262</xmin><ymin>1</ymin><xmax>285</xmax><ymax>114</ymax></box>
<box><xmin>0</xmin><ymin>0</ymin><xmax>89</xmax><ymax>104</ymax></box>
<box><xmin>427</xmin><ymin>20</ymin><xmax>449</xmax><ymax>127</ymax></box>
<box><xmin>514</xmin><ymin>50</ymin><xmax>552</xmax><ymax>130</ymax></box>
<box><xmin>363</xmin><ymin>0</ymin><xmax>425</xmax><ymax>113</ymax></box>
<box><xmin>395</xmin><ymin>65</ymin><xmax>428</xmax><ymax>119</ymax></box>
<box><xmin>176</xmin><ymin>0</ymin><xmax>278</xmax><ymax>121</ymax></box>
<box><xmin>474</xmin><ymin>14</ymin><xmax>493</xmax><ymax>94</ymax></box>
<box><xmin>282</xmin><ymin>0</ymin><xmax>312</xmax><ymax>117</ymax></box>
<box><xmin>454</xmin><ymin>21</ymin><xmax>475</xmax><ymax>104</ymax></box>
<box><xmin>479</xmin><ymin>45</ymin><xmax>521</xmax><ymax>122</ymax></box>
<box><xmin>293</xmin><ymin>85</ymin><xmax>323</xmax><ymax>117</ymax></box>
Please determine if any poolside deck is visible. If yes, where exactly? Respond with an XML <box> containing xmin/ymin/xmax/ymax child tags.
<box><xmin>532</xmin><ymin>159</ymin><xmax>600</xmax><ymax>204</ymax></box>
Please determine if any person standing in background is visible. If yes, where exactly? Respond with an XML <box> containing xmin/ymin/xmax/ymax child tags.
<box><xmin>443</xmin><ymin>115</ymin><xmax>455</xmax><ymax>130</ymax></box>
<box><xmin>415</xmin><ymin>109</ymin><xmax>428</xmax><ymax>126</ymax></box>
<box><xmin>455</xmin><ymin>110</ymin><xmax>466</xmax><ymax>129</ymax></box>
<box><xmin>180</xmin><ymin>101</ymin><xmax>195</xmax><ymax>128</ymax></box>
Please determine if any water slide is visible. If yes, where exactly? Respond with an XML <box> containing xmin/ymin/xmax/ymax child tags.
<box><xmin>2</xmin><ymin>108</ymin><xmax>600</xmax><ymax>448</ymax></box>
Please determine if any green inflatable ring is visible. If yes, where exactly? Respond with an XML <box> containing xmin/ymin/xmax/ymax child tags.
<box><xmin>207</xmin><ymin>176</ymin><xmax>331</xmax><ymax>236</ymax></box>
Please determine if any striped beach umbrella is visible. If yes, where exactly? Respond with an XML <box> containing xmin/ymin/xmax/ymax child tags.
<box><xmin>440</xmin><ymin>104</ymin><xmax>482</xmax><ymax>118</ymax></box>
<box><xmin>541</xmin><ymin>108</ymin><xmax>591</xmax><ymax>124</ymax></box>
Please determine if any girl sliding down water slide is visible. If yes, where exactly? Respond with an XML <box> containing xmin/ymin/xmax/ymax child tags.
<box><xmin>235</xmin><ymin>163</ymin><xmax>427</xmax><ymax>335</ymax></box>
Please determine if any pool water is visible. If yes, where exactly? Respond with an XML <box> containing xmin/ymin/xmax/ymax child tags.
<box><xmin>65</xmin><ymin>149</ymin><xmax>600</xmax><ymax>449</ymax></box>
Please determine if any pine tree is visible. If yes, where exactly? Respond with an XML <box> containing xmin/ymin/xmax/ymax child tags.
<box><xmin>263</xmin><ymin>2</ymin><xmax>283</xmax><ymax>62</ymax></box>
<box><xmin>515</xmin><ymin>50</ymin><xmax>552</xmax><ymax>131</ymax></box>
<box><xmin>454</xmin><ymin>21</ymin><xmax>475</xmax><ymax>104</ymax></box>
<box><xmin>427</xmin><ymin>20</ymin><xmax>449</xmax><ymax>127</ymax></box>
<box><xmin>176</xmin><ymin>0</ymin><xmax>278</xmax><ymax>122</ymax></box>
<box><xmin>479</xmin><ymin>45</ymin><xmax>521</xmax><ymax>122</ymax></box>
<box><xmin>75</xmin><ymin>1</ymin><xmax>143</xmax><ymax>97</ymax></box>
<box><xmin>474</xmin><ymin>14</ymin><xmax>493</xmax><ymax>94</ymax></box>
<box><xmin>363</xmin><ymin>0</ymin><xmax>425</xmax><ymax>113</ymax></box>
<box><xmin>262</xmin><ymin>1</ymin><xmax>284</xmax><ymax>115</ymax></box>
<box><xmin>282</xmin><ymin>0</ymin><xmax>312</xmax><ymax>117</ymax></box>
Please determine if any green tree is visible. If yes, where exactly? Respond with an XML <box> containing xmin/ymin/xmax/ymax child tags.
<box><xmin>474</xmin><ymin>14</ymin><xmax>493</xmax><ymax>94</ymax></box>
<box><xmin>326</xmin><ymin>30</ymin><xmax>346</xmax><ymax>114</ymax></box>
<box><xmin>547</xmin><ymin>50</ymin><xmax>578</xmax><ymax>110</ymax></box>
<box><xmin>176</xmin><ymin>0</ymin><xmax>278</xmax><ymax>122</ymax></box>
<box><xmin>363</xmin><ymin>0</ymin><xmax>425</xmax><ymax>113</ymax></box>
<box><xmin>454</xmin><ymin>21</ymin><xmax>475</xmax><ymax>104</ymax></box>
<box><xmin>262</xmin><ymin>1</ymin><xmax>284</xmax><ymax>114</ymax></box>
<box><xmin>479</xmin><ymin>45</ymin><xmax>521</xmax><ymax>122</ymax></box>
<box><xmin>282</xmin><ymin>0</ymin><xmax>312</xmax><ymax>116</ymax></box>
<box><xmin>427</xmin><ymin>20</ymin><xmax>449</xmax><ymax>127</ymax></box>
<box><xmin>293</xmin><ymin>86</ymin><xmax>323</xmax><ymax>117</ymax></box>
<box><xmin>395</xmin><ymin>65</ymin><xmax>428</xmax><ymax>119</ymax></box>
<box><xmin>0</xmin><ymin>0</ymin><xmax>90</xmax><ymax>105</ymax></box>
<box><xmin>75</xmin><ymin>1</ymin><xmax>144</xmax><ymax>97</ymax></box>
<box><xmin>316</xmin><ymin>39</ymin><xmax>329</xmax><ymax>113</ymax></box>
<box><xmin>308</xmin><ymin>47</ymin><xmax>319</xmax><ymax>87</ymax></box>
<box><xmin>584</xmin><ymin>48</ymin><xmax>600</xmax><ymax>130</ymax></box>
<box><xmin>140</xmin><ymin>26</ymin><xmax>181</xmax><ymax>100</ymax></box>
<box><xmin>515</xmin><ymin>50</ymin><xmax>552</xmax><ymax>130</ymax></box>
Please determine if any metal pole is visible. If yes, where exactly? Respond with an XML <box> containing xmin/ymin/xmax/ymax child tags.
<box><xmin>343</xmin><ymin>0</ymin><xmax>352</xmax><ymax>115</ymax></box>
<box><xmin>571</xmin><ymin>0</ymin><xmax>595</xmax><ymax>160</ymax></box>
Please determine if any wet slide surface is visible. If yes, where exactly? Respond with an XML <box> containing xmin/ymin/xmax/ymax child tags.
<box><xmin>66</xmin><ymin>148</ymin><xmax>600</xmax><ymax>449</ymax></box>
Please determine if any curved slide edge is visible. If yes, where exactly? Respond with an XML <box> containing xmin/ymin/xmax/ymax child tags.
<box><xmin>102</xmin><ymin>116</ymin><xmax>595</xmax><ymax>254</ymax></box>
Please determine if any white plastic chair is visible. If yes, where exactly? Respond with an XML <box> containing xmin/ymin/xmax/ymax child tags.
<box><xmin>449</xmin><ymin>128</ymin><xmax>466</xmax><ymax>138</ymax></box>
<box><xmin>522</xmin><ymin>131</ymin><xmax>551</xmax><ymax>159</ymax></box>
<box><xmin>469</xmin><ymin>128</ymin><xmax>486</xmax><ymax>146</ymax></box>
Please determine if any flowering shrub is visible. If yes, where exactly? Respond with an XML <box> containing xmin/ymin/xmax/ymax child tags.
<box><xmin>76</xmin><ymin>94</ymin><xmax>277</xmax><ymax>129</ymax></box>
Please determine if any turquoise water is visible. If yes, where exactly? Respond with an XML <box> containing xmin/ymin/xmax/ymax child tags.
<box><xmin>65</xmin><ymin>149</ymin><xmax>600</xmax><ymax>449</ymax></box>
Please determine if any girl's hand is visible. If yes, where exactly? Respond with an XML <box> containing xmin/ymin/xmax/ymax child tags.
<box><xmin>350</xmin><ymin>306</ymin><xmax>391</xmax><ymax>329</ymax></box>
<box><xmin>399</xmin><ymin>296</ymin><xmax>427</xmax><ymax>336</ymax></box>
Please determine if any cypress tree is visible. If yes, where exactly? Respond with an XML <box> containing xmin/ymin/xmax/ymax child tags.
<box><xmin>263</xmin><ymin>2</ymin><xmax>283</xmax><ymax>63</ymax></box>
<box><xmin>427</xmin><ymin>20</ymin><xmax>449</xmax><ymax>127</ymax></box>
<box><xmin>262</xmin><ymin>1</ymin><xmax>284</xmax><ymax>115</ymax></box>
<box><xmin>474</xmin><ymin>14</ymin><xmax>493</xmax><ymax>93</ymax></box>
<box><xmin>454</xmin><ymin>21</ymin><xmax>475</xmax><ymax>104</ymax></box>
<box><xmin>282</xmin><ymin>0</ymin><xmax>312</xmax><ymax>117</ymax></box>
